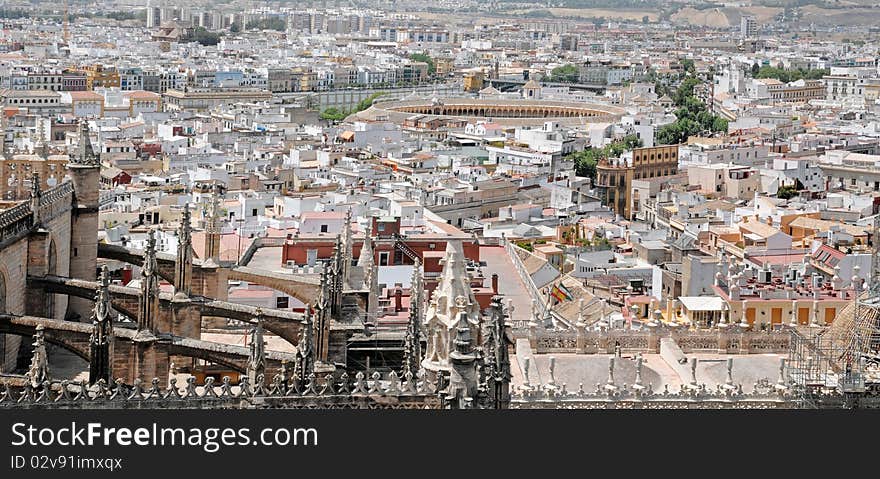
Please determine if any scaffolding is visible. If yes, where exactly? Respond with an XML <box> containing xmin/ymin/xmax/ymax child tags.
<box><xmin>788</xmin><ymin>294</ymin><xmax>880</xmax><ymax>408</ymax></box>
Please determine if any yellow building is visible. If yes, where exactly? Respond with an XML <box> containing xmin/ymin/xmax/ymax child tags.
<box><xmin>434</xmin><ymin>57</ymin><xmax>454</xmax><ymax>76</ymax></box>
<box><xmin>463</xmin><ymin>71</ymin><xmax>485</xmax><ymax>92</ymax></box>
<box><xmin>123</xmin><ymin>90</ymin><xmax>163</xmax><ymax>116</ymax></box>
<box><xmin>75</xmin><ymin>64</ymin><xmax>121</xmax><ymax>90</ymax></box>
<box><xmin>596</xmin><ymin>144</ymin><xmax>679</xmax><ymax>219</ymax></box>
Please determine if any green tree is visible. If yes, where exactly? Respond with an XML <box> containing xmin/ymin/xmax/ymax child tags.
<box><xmin>548</xmin><ymin>64</ymin><xmax>579</xmax><ymax>83</ymax></box>
<box><xmin>320</xmin><ymin>107</ymin><xmax>347</xmax><ymax>122</ymax></box>
<box><xmin>657</xmin><ymin>75</ymin><xmax>728</xmax><ymax>145</ymax></box>
<box><xmin>673</xmin><ymin>77</ymin><xmax>700</xmax><ymax>106</ymax></box>
<box><xmin>354</xmin><ymin>92</ymin><xmax>385</xmax><ymax>112</ymax></box>
<box><xmin>516</xmin><ymin>241</ymin><xmax>533</xmax><ymax>252</ymax></box>
<box><xmin>566</xmin><ymin>134</ymin><xmax>642</xmax><ymax>180</ymax></box>
<box><xmin>246</xmin><ymin>17</ymin><xmax>286</xmax><ymax>31</ymax></box>
<box><xmin>409</xmin><ymin>53</ymin><xmax>436</xmax><ymax>76</ymax></box>
<box><xmin>776</xmin><ymin>185</ymin><xmax>798</xmax><ymax>199</ymax></box>
<box><xmin>754</xmin><ymin>66</ymin><xmax>829</xmax><ymax>83</ymax></box>
<box><xmin>680</xmin><ymin>58</ymin><xmax>695</xmax><ymax>74</ymax></box>
<box><xmin>188</xmin><ymin>27</ymin><xmax>221</xmax><ymax>46</ymax></box>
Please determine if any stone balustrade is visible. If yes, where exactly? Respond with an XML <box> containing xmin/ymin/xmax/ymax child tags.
<box><xmin>529</xmin><ymin>326</ymin><xmax>791</xmax><ymax>355</ymax></box>
<box><xmin>1</xmin><ymin>371</ymin><xmax>442</xmax><ymax>409</ymax></box>
<box><xmin>510</xmin><ymin>355</ymin><xmax>880</xmax><ymax>409</ymax></box>
<box><xmin>0</xmin><ymin>202</ymin><xmax>32</xmax><ymax>245</ymax></box>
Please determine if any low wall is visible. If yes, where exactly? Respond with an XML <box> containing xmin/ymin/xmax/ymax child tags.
<box><xmin>529</xmin><ymin>326</ymin><xmax>791</xmax><ymax>355</ymax></box>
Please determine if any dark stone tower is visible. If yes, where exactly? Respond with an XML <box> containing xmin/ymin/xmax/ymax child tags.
<box><xmin>89</xmin><ymin>266</ymin><xmax>113</xmax><ymax>385</ymax></box>
<box><xmin>66</xmin><ymin>120</ymin><xmax>100</xmax><ymax>321</ymax></box>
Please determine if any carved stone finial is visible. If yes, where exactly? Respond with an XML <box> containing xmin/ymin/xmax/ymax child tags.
<box><xmin>725</xmin><ymin>358</ymin><xmax>734</xmax><ymax>386</ymax></box>
<box><xmin>71</xmin><ymin>120</ymin><xmax>99</xmax><ymax>166</ymax></box>
<box><xmin>174</xmin><ymin>204</ymin><xmax>193</xmax><ymax>298</ymax></box>
<box><xmin>89</xmin><ymin>265</ymin><xmax>114</xmax><ymax>385</ymax></box>
<box><xmin>634</xmin><ymin>354</ymin><xmax>643</xmax><ymax>386</ymax></box>
<box><xmin>28</xmin><ymin>325</ymin><xmax>49</xmax><ymax>388</ymax></box>
<box><xmin>247</xmin><ymin>308</ymin><xmax>266</xmax><ymax>384</ymax></box>
<box><xmin>607</xmin><ymin>357</ymin><xmax>615</xmax><ymax>386</ymax></box>
<box><xmin>137</xmin><ymin>229</ymin><xmax>160</xmax><ymax>334</ymax></box>
<box><xmin>29</xmin><ymin>171</ymin><xmax>42</xmax><ymax>224</ymax></box>
<box><xmin>420</xmin><ymin>240</ymin><xmax>481</xmax><ymax>381</ymax></box>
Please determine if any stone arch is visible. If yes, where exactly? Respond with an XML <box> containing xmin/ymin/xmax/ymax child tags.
<box><xmin>166</xmin><ymin>344</ymin><xmax>245</xmax><ymax>373</ymax></box>
<box><xmin>0</xmin><ymin>326</ymin><xmax>89</xmax><ymax>363</ymax></box>
<box><xmin>227</xmin><ymin>267</ymin><xmax>320</xmax><ymax>305</ymax></box>
<box><xmin>43</xmin><ymin>336</ymin><xmax>89</xmax><ymax>362</ymax></box>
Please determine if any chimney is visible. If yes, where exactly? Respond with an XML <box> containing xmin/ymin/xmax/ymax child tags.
<box><xmin>491</xmin><ymin>273</ymin><xmax>499</xmax><ymax>294</ymax></box>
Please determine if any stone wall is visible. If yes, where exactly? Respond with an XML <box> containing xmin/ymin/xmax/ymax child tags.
<box><xmin>0</xmin><ymin>238</ymin><xmax>27</xmax><ymax>371</ymax></box>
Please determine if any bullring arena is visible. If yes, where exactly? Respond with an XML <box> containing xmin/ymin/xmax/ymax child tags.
<box><xmin>348</xmin><ymin>97</ymin><xmax>625</xmax><ymax>127</ymax></box>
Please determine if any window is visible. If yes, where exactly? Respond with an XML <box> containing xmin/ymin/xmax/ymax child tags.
<box><xmin>276</xmin><ymin>297</ymin><xmax>289</xmax><ymax>309</ymax></box>
<box><xmin>252</xmin><ymin>208</ymin><xmax>257</xmax><ymax>217</ymax></box>
<box><xmin>320</xmin><ymin>224</ymin><xmax>328</xmax><ymax>233</ymax></box>
<box><xmin>377</xmin><ymin>223</ymin><xmax>385</xmax><ymax>231</ymax></box>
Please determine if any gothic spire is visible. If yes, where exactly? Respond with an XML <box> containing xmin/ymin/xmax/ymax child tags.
<box><xmin>421</xmin><ymin>240</ymin><xmax>482</xmax><ymax>380</ymax></box>
<box><xmin>402</xmin><ymin>258</ymin><xmax>423</xmax><ymax>378</ymax></box>
<box><xmin>486</xmin><ymin>296</ymin><xmax>511</xmax><ymax>409</ymax></box>
<box><xmin>27</xmin><ymin>325</ymin><xmax>49</xmax><ymax>388</ymax></box>
<box><xmin>295</xmin><ymin>306</ymin><xmax>315</xmax><ymax>380</ymax></box>
<box><xmin>71</xmin><ymin>120</ymin><xmax>98</xmax><ymax>166</ymax></box>
<box><xmin>89</xmin><ymin>266</ymin><xmax>114</xmax><ymax>385</ymax></box>
<box><xmin>357</xmin><ymin>222</ymin><xmax>379</xmax><ymax>319</ymax></box>
<box><xmin>29</xmin><ymin>171</ymin><xmax>41</xmax><ymax>225</ymax></box>
<box><xmin>341</xmin><ymin>208</ymin><xmax>353</xmax><ymax>285</ymax></box>
<box><xmin>247</xmin><ymin>308</ymin><xmax>266</xmax><ymax>384</ymax></box>
<box><xmin>137</xmin><ymin>229</ymin><xmax>160</xmax><ymax>334</ymax></box>
<box><xmin>174</xmin><ymin>204</ymin><xmax>193</xmax><ymax>298</ymax></box>
<box><xmin>446</xmin><ymin>312</ymin><xmax>479</xmax><ymax>409</ymax></box>
<box><xmin>203</xmin><ymin>191</ymin><xmax>221</xmax><ymax>265</ymax></box>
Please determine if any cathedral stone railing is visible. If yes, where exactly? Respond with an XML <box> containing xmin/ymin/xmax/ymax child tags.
<box><xmin>0</xmin><ymin>181</ymin><xmax>76</xmax><ymax>246</ymax></box>
<box><xmin>510</xmin><ymin>381</ymin><xmax>799</xmax><ymax>409</ymax></box>
<box><xmin>0</xmin><ymin>371</ymin><xmax>442</xmax><ymax>410</ymax></box>
<box><xmin>37</xmin><ymin>182</ymin><xmax>75</xmax><ymax>222</ymax></box>
<box><xmin>503</xmin><ymin>239</ymin><xmax>549</xmax><ymax>325</ymax></box>
<box><xmin>530</xmin><ymin>327</ymin><xmax>790</xmax><ymax>355</ymax></box>
<box><xmin>0</xmin><ymin>202</ymin><xmax>33</xmax><ymax>246</ymax></box>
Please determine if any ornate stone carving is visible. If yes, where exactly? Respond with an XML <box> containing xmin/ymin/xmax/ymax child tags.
<box><xmin>421</xmin><ymin>241</ymin><xmax>482</xmax><ymax>380</ymax></box>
